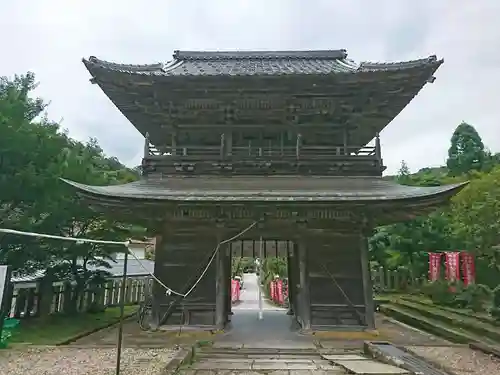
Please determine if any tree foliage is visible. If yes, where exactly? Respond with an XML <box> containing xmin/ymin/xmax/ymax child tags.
<box><xmin>0</xmin><ymin>73</ymin><xmax>142</xmax><ymax>312</ymax></box>
<box><xmin>447</xmin><ymin>122</ymin><xmax>487</xmax><ymax>176</ymax></box>
<box><xmin>371</xmin><ymin>120</ymin><xmax>500</xmax><ymax>288</ymax></box>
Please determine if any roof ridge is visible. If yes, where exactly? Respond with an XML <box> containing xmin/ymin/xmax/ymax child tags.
<box><xmin>85</xmin><ymin>56</ymin><xmax>164</xmax><ymax>72</ymax></box>
<box><xmin>173</xmin><ymin>49</ymin><xmax>348</xmax><ymax>61</ymax></box>
<box><xmin>358</xmin><ymin>55</ymin><xmax>442</xmax><ymax>71</ymax></box>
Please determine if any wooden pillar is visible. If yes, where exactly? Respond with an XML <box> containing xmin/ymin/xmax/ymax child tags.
<box><xmin>226</xmin><ymin>244</ymin><xmax>233</xmax><ymax>319</ymax></box>
<box><xmin>343</xmin><ymin>127</ymin><xmax>348</xmax><ymax>154</ymax></box>
<box><xmin>297</xmin><ymin>233</ymin><xmax>311</xmax><ymax>330</ymax></box>
<box><xmin>360</xmin><ymin>230</ymin><xmax>375</xmax><ymax>329</ymax></box>
<box><xmin>215</xmin><ymin>240</ymin><xmax>227</xmax><ymax>329</ymax></box>
<box><xmin>375</xmin><ymin>132</ymin><xmax>382</xmax><ymax>166</ymax></box>
<box><xmin>286</xmin><ymin>241</ymin><xmax>294</xmax><ymax>315</ymax></box>
<box><xmin>149</xmin><ymin>234</ymin><xmax>163</xmax><ymax>331</ymax></box>
<box><xmin>220</xmin><ymin>133</ymin><xmax>225</xmax><ymax>159</ymax></box>
<box><xmin>226</xmin><ymin>131</ymin><xmax>233</xmax><ymax>156</ymax></box>
<box><xmin>143</xmin><ymin>132</ymin><xmax>150</xmax><ymax>158</ymax></box>
<box><xmin>291</xmin><ymin>242</ymin><xmax>300</xmax><ymax>321</ymax></box>
<box><xmin>171</xmin><ymin>132</ymin><xmax>177</xmax><ymax>155</ymax></box>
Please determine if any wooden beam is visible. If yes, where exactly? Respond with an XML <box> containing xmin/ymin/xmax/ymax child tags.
<box><xmin>359</xmin><ymin>229</ymin><xmax>375</xmax><ymax>329</ymax></box>
<box><xmin>297</xmin><ymin>234</ymin><xmax>311</xmax><ymax>330</ymax></box>
<box><xmin>291</xmin><ymin>242</ymin><xmax>301</xmax><ymax>324</ymax></box>
<box><xmin>226</xmin><ymin>243</ymin><xmax>232</xmax><ymax>320</ymax></box>
<box><xmin>215</xmin><ymin>227</ymin><xmax>227</xmax><ymax>329</ymax></box>
<box><xmin>286</xmin><ymin>241</ymin><xmax>294</xmax><ymax>316</ymax></box>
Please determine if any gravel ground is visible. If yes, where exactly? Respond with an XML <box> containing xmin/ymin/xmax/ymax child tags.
<box><xmin>0</xmin><ymin>347</ymin><xmax>177</xmax><ymax>375</ymax></box>
<box><xmin>408</xmin><ymin>345</ymin><xmax>500</xmax><ymax>375</ymax></box>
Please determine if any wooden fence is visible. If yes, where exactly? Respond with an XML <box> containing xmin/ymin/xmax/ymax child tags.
<box><xmin>5</xmin><ymin>267</ymin><xmax>420</xmax><ymax>319</ymax></box>
<box><xmin>372</xmin><ymin>267</ymin><xmax>425</xmax><ymax>292</ymax></box>
<box><xmin>7</xmin><ymin>276</ymin><xmax>152</xmax><ymax>319</ymax></box>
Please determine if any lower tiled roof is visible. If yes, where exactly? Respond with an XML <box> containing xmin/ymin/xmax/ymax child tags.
<box><xmin>61</xmin><ymin>176</ymin><xmax>467</xmax><ymax>202</ymax></box>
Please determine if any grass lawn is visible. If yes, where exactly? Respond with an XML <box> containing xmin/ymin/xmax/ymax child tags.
<box><xmin>7</xmin><ymin>305</ymin><xmax>138</xmax><ymax>345</ymax></box>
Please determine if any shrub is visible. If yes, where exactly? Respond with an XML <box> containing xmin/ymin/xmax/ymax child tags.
<box><xmin>455</xmin><ymin>284</ymin><xmax>491</xmax><ymax>311</ymax></box>
<box><xmin>423</xmin><ymin>280</ymin><xmax>456</xmax><ymax>306</ymax></box>
<box><xmin>491</xmin><ymin>285</ymin><xmax>500</xmax><ymax>320</ymax></box>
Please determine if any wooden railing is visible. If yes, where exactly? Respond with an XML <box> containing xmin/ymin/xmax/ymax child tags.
<box><xmin>6</xmin><ymin>276</ymin><xmax>152</xmax><ymax>319</ymax></box>
<box><xmin>147</xmin><ymin>145</ymin><xmax>379</xmax><ymax>160</ymax></box>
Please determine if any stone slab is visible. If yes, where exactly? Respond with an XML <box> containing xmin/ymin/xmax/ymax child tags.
<box><xmin>212</xmin><ymin>341</ymin><xmax>244</xmax><ymax>349</ymax></box>
<box><xmin>335</xmin><ymin>359</ymin><xmax>410</xmax><ymax>374</ymax></box>
<box><xmin>252</xmin><ymin>362</ymin><xmax>291</xmax><ymax>370</ymax></box>
<box><xmin>243</xmin><ymin>341</ymin><xmax>316</xmax><ymax>349</ymax></box>
<box><xmin>194</xmin><ymin>371</ymin><xmax>263</xmax><ymax>375</ymax></box>
<box><xmin>287</xmin><ymin>371</ymin><xmax>346</xmax><ymax>375</ymax></box>
<box><xmin>322</xmin><ymin>354</ymin><xmax>368</xmax><ymax>361</ymax></box>
<box><xmin>287</xmin><ymin>363</ymin><xmax>320</xmax><ymax>370</ymax></box>
<box><xmin>191</xmin><ymin>361</ymin><xmax>253</xmax><ymax>370</ymax></box>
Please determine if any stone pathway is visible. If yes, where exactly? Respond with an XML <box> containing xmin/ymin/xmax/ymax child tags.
<box><xmin>408</xmin><ymin>345</ymin><xmax>500</xmax><ymax>375</ymax></box>
<box><xmin>181</xmin><ymin>274</ymin><xmax>424</xmax><ymax>374</ymax></box>
<box><xmin>0</xmin><ymin>347</ymin><xmax>177</xmax><ymax>375</ymax></box>
<box><xmin>70</xmin><ymin>316</ymin><xmax>215</xmax><ymax>348</ymax></box>
<box><xmin>51</xmin><ymin>272</ymin><xmax>500</xmax><ymax>374</ymax></box>
<box><xmin>184</xmin><ymin>347</ymin><xmax>409</xmax><ymax>374</ymax></box>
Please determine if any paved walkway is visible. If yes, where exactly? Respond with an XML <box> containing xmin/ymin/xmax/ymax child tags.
<box><xmin>218</xmin><ymin>273</ymin><xmax>314</xmax><ymax>349</ymax></box>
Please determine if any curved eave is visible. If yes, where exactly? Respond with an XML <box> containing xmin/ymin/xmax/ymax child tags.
<box><xmin>61</xmin><ymin>177</ymin><xmax>466</xmax><ymax>226</ymax></box>
<box><xmin>83</xmin><ymin>54</ymin><xmax>442</xmax><ymax>77</ymax></box>
<box><xmin>61</xmin><ymin>178</ymin><xmax>466</xmax><ymax>204</ymax></box>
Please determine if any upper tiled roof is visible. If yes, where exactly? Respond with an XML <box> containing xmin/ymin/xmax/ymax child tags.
<box><xmin>62</xmin><ymin>176</ymin><xmax>466</xmax><ymax>203</ymax></box>
<box><xmin>84</xmin><ymin>49</ymin><xmax>442</xmax><ymax>77</ymax></box>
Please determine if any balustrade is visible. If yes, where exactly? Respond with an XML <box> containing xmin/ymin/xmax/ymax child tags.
<box><xmin>147</xmin><ymin>144</ymin><xmax>379</xmax><ymax>160</ymax></box>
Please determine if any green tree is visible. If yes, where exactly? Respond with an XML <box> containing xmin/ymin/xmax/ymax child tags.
<box><xmin>396</xmin><ymin>160</ymin><xmax>412</xmax><ymax>185</ymax></box>
<box><xmin>449</xmin><ymin>166</ymin><xmax>500</xmax><ymax>268</ymax></box>
<box><xmin>447</xmin><ymin>122</ymin><xmax>486</xmax><ymax>176</ymax></box>
<box><xmin>0</xmin><ymin>72</ymin><xmax>142</xmax><ymax>313</ymax></box>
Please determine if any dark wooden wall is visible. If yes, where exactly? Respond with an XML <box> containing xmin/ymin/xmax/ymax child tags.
<box><xmin>307</xmin><ymin>233</ymin><xmax>368</xmax><ymax>329</ymax></box>
<box><xmin>151</xmin><ymin>229</ymin><xmax>220</xmax><ymax>327</ymax></box>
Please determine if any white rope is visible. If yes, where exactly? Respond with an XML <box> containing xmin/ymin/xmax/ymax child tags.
<box><xmin>0</xmin><ymin>228</ymin><xmax>130</xmax><ymax>247</ymax></box>
<box><xmin>126</xmin><ymin>220</ymin><xmax>259</xmax><ymax>297</ymax></box>
<box><xmin>0</xmin><ymin>220</ymin><xmax>259</xmax><ymax>298</ymax></box>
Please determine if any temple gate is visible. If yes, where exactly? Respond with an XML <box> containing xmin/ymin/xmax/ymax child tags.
<box><xmin>64</xmin><ymin>49</ymin><xmax>466</xmax><ymax>332</ymax></box>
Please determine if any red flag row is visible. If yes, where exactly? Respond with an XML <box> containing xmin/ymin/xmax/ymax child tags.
<box><xmin>270</xmin><ymin>279</ymin><xmax>287</xmax><ymax>305</ymax></box>
<box><xmin>428</xmin><ymin>251</ymin><xmax>476</xmax><ymax>286</ymax></box>
<box><xmin>231</xmin><ymin>279</ymin><xmax>240</xmax><ymax>302</ymax></box>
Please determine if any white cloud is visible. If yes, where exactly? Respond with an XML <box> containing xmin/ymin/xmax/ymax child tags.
<box><xmin>2</xmin><ymin>0</ymin><xmax>500</xmax><ymax>174</ymax></box>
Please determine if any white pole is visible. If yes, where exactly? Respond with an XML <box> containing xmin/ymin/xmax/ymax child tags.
<box><xmin>258</xmin><ymin>236</ymin><xmax>263</xmax><ymax>320</ymax></box>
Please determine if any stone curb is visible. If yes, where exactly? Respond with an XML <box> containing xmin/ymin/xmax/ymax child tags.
<box><xmin>469</xmin><ymin>342</ymin><xmax>500</xmax><ymax>359</ymax></box>
<box><xmin>56</xmin><ymin>312</ymin><xmax>137</xmax><ymax>346</ymax></box>
<box><xmin>161</xmin><ymin>346</ymin><xmax>195</xmax><ymax>375</ymax></box>
<box><xmin>364</xmin><ymin>341</ymin><xmax>459</xmax><ymax>375</ymax></box>
<box><xmin>364</xmin><ymin>341</ymin><xmax>406</xmax><ymax>369</ymax></box>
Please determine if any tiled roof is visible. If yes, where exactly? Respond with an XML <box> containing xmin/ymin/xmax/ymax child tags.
<box><xmin>83</xmin><ymin>50</ymin><xmax>441</xmax><ymax>77</ymax></box>
<box><xmin>61</xmin><ymin>176</ymin><xmax>467</xmax><ymax>202</ymax></box>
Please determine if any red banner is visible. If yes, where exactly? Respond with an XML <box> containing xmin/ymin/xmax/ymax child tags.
<box><xmin>277</xmin><ymin>280</ymin><xmax>284</xmax><ymax>305</ymax></box>
<box><xmin>270</xmin><ymin>281</ymin><xmax>276</xmax><ymax>301</ymax></box>
<box><xmin>428</xmin><ymin>252</ymin><xmax>442</xmax><ymax>281</ymax></box>
<box><xmin>461</xmin><ymin>252</ymin><xmax>476</xmax><ymax>286</ymax></box>
<box><xmin>231</xmin><ymin>279</ymin><xmax>240</xmax><ymax>302</ymax></box>
<box><xmin>444</xmin><ymin>252</ymin><xmax>460</xmax><ymax>282</ymax></box>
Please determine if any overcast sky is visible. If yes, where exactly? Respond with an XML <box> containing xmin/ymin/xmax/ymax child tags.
<box><xmin>2</xmin><ymin>0</ymin><xmax>499</xmax><ymax>174</ymax></box>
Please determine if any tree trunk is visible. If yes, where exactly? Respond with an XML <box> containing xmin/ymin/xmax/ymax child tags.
<box><xmin>38</xmin><ymin>275</ymin><xmax>54</xmax><ymax>318</ymax></box>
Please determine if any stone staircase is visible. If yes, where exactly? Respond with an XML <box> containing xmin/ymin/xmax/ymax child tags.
<box><xmin>179</xmin><ymin>346</ymin><xmax>411</xmax><ymax>374</ymax></box>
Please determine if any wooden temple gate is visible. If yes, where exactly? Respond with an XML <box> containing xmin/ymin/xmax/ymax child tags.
<box><xmin>64</xmin><ymin>49</ymin><xmax>466</xmax><ymax>332</ymax></box>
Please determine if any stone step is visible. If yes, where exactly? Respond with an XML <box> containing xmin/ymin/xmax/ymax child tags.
<box><xmin>199</xmin><ymin>347</ymin><xmax>319</xmax><ymax>356</ymax></box>
<box><xmin>185</xmin><ymin>371</ymin><xmax>346</xmax><ymax>375</ymax></box>
<box><xmin>191</xmin><ymin>358</ymin><xmax>342</xmax><ymax>371</ymax></box>
<box><xmin>195</xmin><ymin>352</ymin><xmax>320</xmax><ymax>360</ymax></box>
